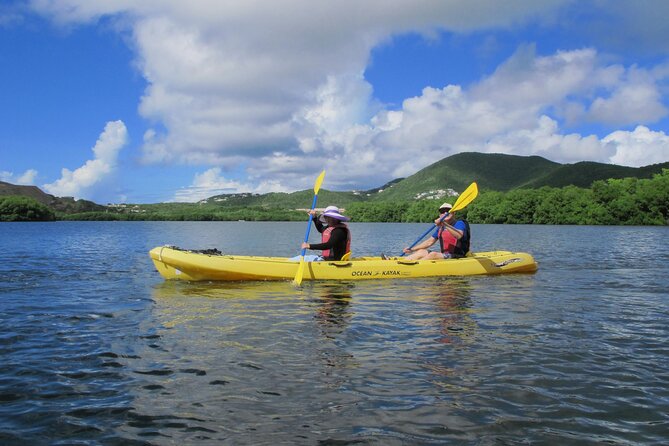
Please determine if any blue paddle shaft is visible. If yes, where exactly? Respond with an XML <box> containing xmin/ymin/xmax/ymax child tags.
<box><xmin>399</xmin><ymin>212</ymin><xmax>449</xmax><ymax>256</ymax></box>
<box><xmin>300</xmin><ymin>194</ymin><xmax>319</xmax><ymax>256</ymax></box>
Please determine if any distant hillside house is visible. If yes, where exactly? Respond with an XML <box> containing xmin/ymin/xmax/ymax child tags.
<box><xmin>414</xmin><ymin>189</ymin><xmax>459</xmax><ymax>200</ymax></box>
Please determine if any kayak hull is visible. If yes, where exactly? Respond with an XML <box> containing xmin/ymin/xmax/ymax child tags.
<box><xmin>149</xmin><ymin>246</ymin><xmax>538</xmax><ymax>282</ymax></box>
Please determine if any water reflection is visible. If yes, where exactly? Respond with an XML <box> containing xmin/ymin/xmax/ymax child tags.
<box><xmin>312</xmin><ymin>283</ymin><xmax>354</xmax><ymax>340</ymax></box>
<box><xmin>151</xmin><ymin>280</ymin><xmax>299</xmax><ymax>300</ymax></box>
<box><xmin>5</xmin><ymin>222</ymin><xmax>669</xmax><ymax>444</ymax></box>
<box><xmin>431</xmin><ymin>279</ymin><xmax>475</xmax><ymax>345</ymax></box>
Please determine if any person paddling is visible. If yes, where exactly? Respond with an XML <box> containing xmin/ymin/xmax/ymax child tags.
<box><xmin>401</xmin><ymin>202</ymin><xmax>470</xmax><ymax>260</ymax></box>
<box><xmin>301</xmin><ymin>205</ymin><xmax>352</xmax><ymax>261</ymax></box>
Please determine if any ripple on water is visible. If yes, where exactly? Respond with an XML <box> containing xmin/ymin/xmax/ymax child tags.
<box><xmin>2</xmin><ymin>223</ymin><xmax>669</xmax><ymax>444</ymax></box>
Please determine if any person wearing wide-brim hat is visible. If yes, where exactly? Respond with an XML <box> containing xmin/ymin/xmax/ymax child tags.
<box><xmin>399</xmin><ymin>202</ymin><xmax>470</xmax><ymax>260</ymax></box>
<box><xmin>301</xmin><ymin>205</ymin><xmax>352</xmax><ymax>261</ymax></box>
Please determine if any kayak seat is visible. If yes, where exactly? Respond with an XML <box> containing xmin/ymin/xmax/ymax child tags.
<box><xmin>341</xmin><ymin>252</ymin><xmax>351</xmax><ymax>261</ymax></box>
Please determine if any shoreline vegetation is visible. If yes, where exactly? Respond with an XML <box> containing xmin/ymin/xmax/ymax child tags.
<box><xmin>2</xmin><ymin>169</ymin><xmax>667</xmax><ymax>225</ymax></box>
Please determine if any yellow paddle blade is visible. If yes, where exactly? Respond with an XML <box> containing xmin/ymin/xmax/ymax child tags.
<box><xmin>451</xmin><ymin>182</ymin><xmax>479</xmax><ymax>212</ymax></box>
<box><xmin>314</xmin><ymin>170</ymin><xmax>326</xmax><ymax>195</ymax></box>
<box><xmin>293</xmin><ymin>258</ymin><xmax>306</xmax><ymax>286</ymax></box>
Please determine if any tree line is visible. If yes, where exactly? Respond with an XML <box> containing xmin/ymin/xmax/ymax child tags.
<box><xmin>2</xmin><ymin>169</ymin><xmax>667</xmax><ymax>225</ymax></box>
<box><xmin>58</xmin><ymin>206</ymin><xmax>305</xmax><ymax>222</ymax></box>
<box><xmin>0</xmin><ymin>196</ymin><xmax>56</xmax><ymax>222</ymax></box>
<box><xmin>346</xmin><ymin>169</ymin><xmax>669</xmax><ymax>225</ymax></box>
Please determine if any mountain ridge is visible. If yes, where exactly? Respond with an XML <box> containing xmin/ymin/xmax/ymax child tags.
<box><xmin>2</xmin><ymin>153</ymin><xmax>668</xmax><ymax>212</ymax></box>
<box><xmin>0</xmin><ymin>181</ymin><xmax>105</xmax><ymax>213</ymax></box>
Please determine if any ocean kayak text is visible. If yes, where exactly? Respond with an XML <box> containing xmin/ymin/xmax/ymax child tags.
<box><xmin>351</xmin><ymin>270</ymin><xmax>402</xmax><ymax>277</ymax></box>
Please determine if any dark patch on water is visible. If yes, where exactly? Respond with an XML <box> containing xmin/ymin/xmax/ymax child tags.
<box><xmin>180</xmin><ymin>368</ymin><xmax>207</xmax><ymax>376</ymax></box>
<box><xmin>134</xmin><ymin>369</ymin><xmax>174</xmax><ymax>376</ymax></box>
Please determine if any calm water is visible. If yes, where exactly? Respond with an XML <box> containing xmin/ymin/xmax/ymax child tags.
<box><xmin>1</xmin><ymin>221</ymin><xmax>668</xmax><ymax>445</ymax></box>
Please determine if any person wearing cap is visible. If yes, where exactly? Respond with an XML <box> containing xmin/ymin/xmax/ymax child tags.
<box><xmin>400</xmin><ymin>202</ymin><xmax>469</xmax><ymax>260</ymax></box>
<box><xmin>301</xmin><ymin>205</ymin><xmax>352</xmax><ymax>261</ymax></box>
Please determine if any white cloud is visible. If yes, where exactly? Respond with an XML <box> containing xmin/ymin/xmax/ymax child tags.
<box><xmin>258</xmin><ymin>45</ymin><xmax>669</xmax><ymax>189</ymax></box>
<box><xmin>604</xmin><ymin>126</ymin><xmax>669</xmax><ymax>167</ymax></box>
<box><xmin>587</xmin><ymin>67</ymin><xmax>667</xmax><ymax>125</ymax></box>
<box><xmin>29</xmin><ymin>1</ymin><xmax>669</xmax><ymax>193</ymax></box>
<box><xmin>174</xmin><ymin>167</ymin><xmax>288</xmax><ymax>202</ymax></box>
<box><xmin>28</xmin><ymin>2</ymin><xmax>570</xmax><ymax>179</ymax></box>
<box><xmin>484</xmin><ymin>116</ymin><xmax>608</xmax><ymax>162</ymax></box>
<box><xmin>284</xmin><ymin>47</ymin><xmax>666</xmax><ymax>186</ymax></box>
<box><xmin>42</xmin><ymin>121</ymin><xmax>128</xmax><ymax>198</ymax></box>
<box><xmin>0</xmin><ymin>169</ymin><xmax>38</xmax><ymax>185</ymax></box>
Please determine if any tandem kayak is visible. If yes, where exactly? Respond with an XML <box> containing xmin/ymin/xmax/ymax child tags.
<box><xmin>149</xmin><ymin>246</ymin><xmax>538</xmax><ymax>282</ymax></box>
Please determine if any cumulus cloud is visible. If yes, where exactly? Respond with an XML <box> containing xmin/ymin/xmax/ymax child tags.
<box><xmin>281</xmin><ymin>47</ymin><xmax>668</xmax><ymax>184</ymax></box>
<box><xmin>605</xmin><ymin>126</ymin><xmax>669</xmax><ymax>167</ymax></box>
<box><xmin>42</xmin><ymin>121</ymin><xmax>128</xmax><ymax>198</ymax></box>
<box><xmin>0</xmin><ymin>169</ymin><xmax>38</xmax><ymax>185</ymax></box>
<box><xmin>173</xmin><ymin>167</ymin><xmax>288</xmax><ymax>202</ymax></box>
<box><xmin>587</xmin><ymin>67</ymin><xmax>667</xmax><ymax>125</ymax></box>
<box><xmin>28</xmin><ymin>1</ymin><xmax>569</xmax><ymax>181</ymax></box>
<box><xmin>485</xmin><ymin>116</ymin><xmax>611</xmax><ymax>163</ymax></box>
<box><xmin>29</xmin><ymin>0</ymin><xmax>669</xmax><ymax>192</ymax></box>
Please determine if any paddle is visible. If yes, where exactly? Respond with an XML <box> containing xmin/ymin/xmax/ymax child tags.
<box><xmin>399</xmin><ymin>182</ymin><xmax>479</xmax><ymax>256</ymax></box>
<box><xmin>293</xmin><ymin>170</ymin><xmax>326</xmax><ymax>286</ymax></box>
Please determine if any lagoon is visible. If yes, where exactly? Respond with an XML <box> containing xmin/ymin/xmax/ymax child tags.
<box><xmin>1</xmin><ymin>221</ymin><xmax>668</xmax><ymax>444</ymax></box>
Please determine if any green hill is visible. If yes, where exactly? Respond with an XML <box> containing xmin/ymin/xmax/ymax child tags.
<box><xmin>2</xmin><ymin>153</ymin><xmax>668</xmax><ymax>219</ymax></box>
<box><xmin>198</xmin><ymin>153</ymin><xmax>569</xmax><ymax>206</ymax></box>
<box><xmin>372</xmin><ymin>153</ymin><xmax>669</xmax><ymax>201</ymax></box>
<box><xmin>374</xmin><ymin>153</ymin><xmax>560</xmax><ymax>200</ymax></box>
<box><xmin>202</xmin><ymin>189</ymin><xmax>367</xmax><ymax>209</ymax></box>
<box><xmin>522</xmin><ymin>160</ymin><xmax>669</xmax><ymax>189</ymax></box>
<box><xmin>184</xmin><ymin>152</ymin><xmax>669</xmax><ymax>208</ymax></box>
<box><xmin>0</xmin><ymin>181</ymin><xmax>54</xmax><ymax>205</ymax></box>
<box><xmin>0</xmin><ymin>181</ymin><xmax>104</xmax><ymax>213</ymax></box>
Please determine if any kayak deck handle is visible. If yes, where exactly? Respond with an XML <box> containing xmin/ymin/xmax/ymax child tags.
<box><xmin>329</xmin><ymin>262</ymin><xmax>353</xmax><ymax>267</ymax></box>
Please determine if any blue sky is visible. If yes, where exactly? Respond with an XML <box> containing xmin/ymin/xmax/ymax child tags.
<box><xmin>2</xmin><ymin>1</ymin><xmax>669</xmax><ymax>204</ymax></box>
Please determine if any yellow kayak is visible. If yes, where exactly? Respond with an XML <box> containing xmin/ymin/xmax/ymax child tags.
<box><xmin>149</xmin><ymin>246</ymin><xmax>538</xmax><ymax>282</ymax></box>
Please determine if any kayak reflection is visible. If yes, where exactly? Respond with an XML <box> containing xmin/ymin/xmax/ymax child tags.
<box><xmin>151</xmin><ymin>280</ymin><xmax>301</xmax><ymax>300</ymax></box>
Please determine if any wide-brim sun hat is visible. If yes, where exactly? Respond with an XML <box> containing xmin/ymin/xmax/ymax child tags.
<box><xmin>319</xmin><ymin>205</ymin><xmax>350</xmax><ymax>222</ymax></box>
